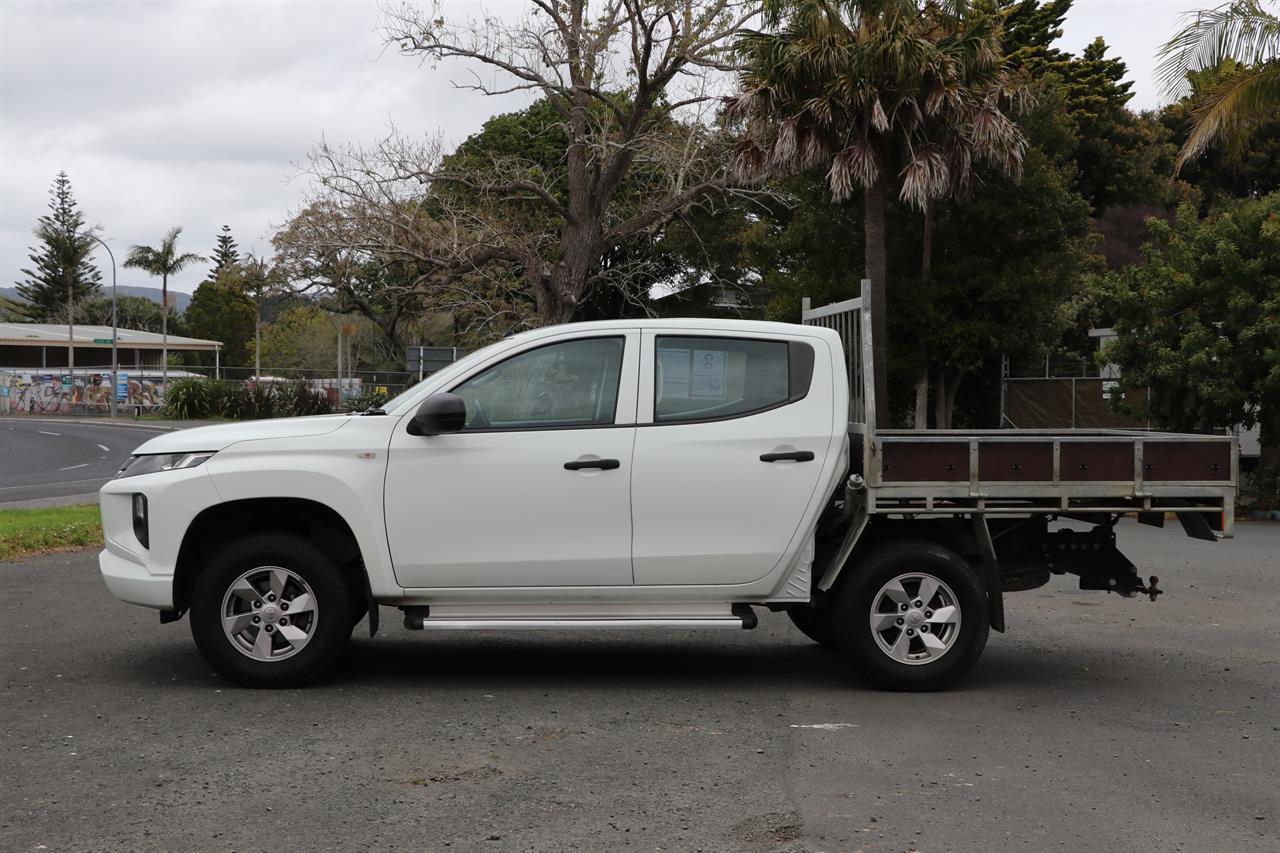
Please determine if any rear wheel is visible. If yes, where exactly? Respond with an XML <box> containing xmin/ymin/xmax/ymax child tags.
<box><xmin>190</xmin><ymin>532</ymin><xmax>354</xmax><ymax>688</ymax></box>
<box><xmin>831</xmin><ymin>540</ymin><xmax>989</xmax><ymax>691</ymax></box>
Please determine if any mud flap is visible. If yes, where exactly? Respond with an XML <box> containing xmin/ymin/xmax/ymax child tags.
<box><xmin>1176</xmin><ymin>511</ymin><xmax>1218</xmax><ymax>542</ymax></box>
<box><xmin>970</xmin><ymin>514</ymin><xmax>1006</xmax><ymax>633</ymax></box>
<box><xmin>362</xmin><ymin>568</ymin><xmax>380</xmax><ymax>637</ymax></box>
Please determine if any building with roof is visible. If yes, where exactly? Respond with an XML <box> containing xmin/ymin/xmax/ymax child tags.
<box><xmin>0</xmin><ymin>322</ymin><xmax>222</xmax><ymax>370</ymax></box>
<box><xmin>0</xmin><ymin>323</ymin><xmax>223</xmax><ymax>416</ymax></box>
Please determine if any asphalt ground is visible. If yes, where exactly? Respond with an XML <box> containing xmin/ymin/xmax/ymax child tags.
<box><xmin>1</xmin><ymin>520</ymin><xmax>1276</xmax><ymax>852</ymax></box>
<box><xmin>0</xmin><ymin>419</ymin><xmax>173</xmax><ymax>505</ymax></box>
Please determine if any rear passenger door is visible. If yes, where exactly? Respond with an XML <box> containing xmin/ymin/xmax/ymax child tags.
<box><xmin>630</xmin><ymin>330</ymin><xmax>835</xmax><ymax>586</ymax></box>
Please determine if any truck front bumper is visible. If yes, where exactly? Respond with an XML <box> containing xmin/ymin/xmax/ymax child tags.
<box><xmin>99</xmin><ymin>548</ymin><xmax>174</xmax><ymax>610</ymax></box>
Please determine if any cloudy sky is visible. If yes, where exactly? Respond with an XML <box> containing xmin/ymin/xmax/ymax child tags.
<box><xmin>1</xmin><ymin>0</ymin><xmax>1206</xmax><ymax>297</ymax></box>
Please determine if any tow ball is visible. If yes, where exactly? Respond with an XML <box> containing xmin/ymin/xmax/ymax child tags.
<box><xmin>1139</xmin><ymin>575</ymin><xmax>1162</xmax><ymax>602</ymax></box>
<box><xmin>1047</xmin><ymin>527</ymin><xmax>1164</xmax><ymax>601</ymax></box>
<box><xmin>1106</xmin><ymin>574</ymin><xmax>1162</xmax><ymax>601</ymax></box>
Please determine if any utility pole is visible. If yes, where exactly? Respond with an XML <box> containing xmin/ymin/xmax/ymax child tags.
<box><xmin>66</xmin><ymin>273</ymin><xmax>75</xmax><ymax>373</ymax></box>
<box><xmin>81</xmin><ymin>232</ymin><xmax>118</xmax><ymax>419</ymax></box>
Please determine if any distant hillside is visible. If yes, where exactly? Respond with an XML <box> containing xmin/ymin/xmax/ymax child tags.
<box><xmin>0</xmin><ymin>284</ymin><xmax>192</xmax><ymax>313</ymax></box>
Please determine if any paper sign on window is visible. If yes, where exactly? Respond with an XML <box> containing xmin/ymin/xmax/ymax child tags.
<box><xmin>657</xmin><ymin>348</ymin><xmax>692</xmax><ymax>398</ymax></box>
<box><xmin>691</xmin><ymin>350</ymin><xmax>726</xmax><ymax>398</ymax></box>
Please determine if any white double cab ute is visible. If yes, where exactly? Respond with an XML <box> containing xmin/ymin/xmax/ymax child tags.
<box><xmin>99</xmin><ymin>283</ymin><xmax>1238</xmax><ymax>690</ymax></box>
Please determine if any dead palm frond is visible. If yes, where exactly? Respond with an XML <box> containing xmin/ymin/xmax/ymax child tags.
<box><xmin>735</xmin><ymin>0</ymin><xmax>1027</xmax><ymax>210</ymax></box>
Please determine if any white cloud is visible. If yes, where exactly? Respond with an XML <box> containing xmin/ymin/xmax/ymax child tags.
<box><xmin>1</xmin><ymin>0</ymin><xmax>531</xmax><ymax>295</ymax></box>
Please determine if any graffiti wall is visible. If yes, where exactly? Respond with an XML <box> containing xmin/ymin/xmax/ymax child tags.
<box><xmin>0</xmin><ymin>372</ymin><xmax>166</xmax><ymax>415</ymax></box>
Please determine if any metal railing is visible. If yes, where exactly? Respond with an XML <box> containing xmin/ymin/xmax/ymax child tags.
<box><xmin>801</xmin><ymin>278</ymin><xmax>874</xmax><ymax>433</ymax></box>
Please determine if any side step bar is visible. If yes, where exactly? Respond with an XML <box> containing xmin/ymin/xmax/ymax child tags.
<box><xmin>402</xmin><ymin>604</ymin><xmax>757</xmax><ymax>631</ymax></box>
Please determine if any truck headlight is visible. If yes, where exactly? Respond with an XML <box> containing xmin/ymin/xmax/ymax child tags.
<box><xmin>115</xmin><ymin>452</ymin><xmax>216</xmax><ymax>479</ymax></box>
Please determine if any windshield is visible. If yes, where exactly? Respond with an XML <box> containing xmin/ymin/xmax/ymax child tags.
<box><xmin>381</xmin><ymin>341</ymin><xmax>504</xmax><ymax>414</ymax></box>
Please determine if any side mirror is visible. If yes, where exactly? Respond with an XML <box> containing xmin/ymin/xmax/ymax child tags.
<box><xmin>408</xmin><ymin>393</ymin><xmax>467</xmax><ymax>436</ymax></box>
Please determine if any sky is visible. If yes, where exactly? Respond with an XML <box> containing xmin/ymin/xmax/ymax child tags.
<box><xmin>0</xmin><ymin>0</ymin><xmax>1208</xmax><ymax>298</ymax></box>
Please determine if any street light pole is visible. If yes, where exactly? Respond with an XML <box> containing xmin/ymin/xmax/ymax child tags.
<box><xmin>82</xmin><ymin>232</ymin><xmax>118</xmax><ymax>419</ymax></box>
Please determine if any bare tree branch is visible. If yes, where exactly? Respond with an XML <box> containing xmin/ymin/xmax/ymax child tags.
<box><xmin>284</xmin><ymin>1</ymin><xmax>759</xmax><ymax>336</ymax></box>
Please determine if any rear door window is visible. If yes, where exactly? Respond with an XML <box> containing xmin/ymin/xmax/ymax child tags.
<box><xmin>654</xmin><ymin>337</ymin><xmax>791</xmax><ymax>423</ymax></box>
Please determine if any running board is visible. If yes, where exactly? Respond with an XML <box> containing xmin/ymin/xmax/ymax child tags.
<box><xmin>401</xmin><ymin>604</ymin><xmax>757</xmax><ymax>631</ymax></box>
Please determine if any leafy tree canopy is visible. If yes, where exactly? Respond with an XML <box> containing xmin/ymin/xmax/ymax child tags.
<box><xmin>751</xmin><ymin>84</ymin><xmax>1098</xmax><ymax>427</ymax></box>
<box><xmin>1158</xmin><ymin>59</ymin><xmax>1280</xmax><ymax>204</ymax></box>
<box><xmin>47</xmin><ymin>294</ymin><xmax>172</xmax><ymax>335</ymax></box>
<box><xmin>182</xmin><ymin>271</ymin><xmax>256</xmax><ymax>368</ymax></box>
<box><xmin>736</xmin><ymin>0</ymin><xmax>1030</xmax><ymax>422</ymax></box>
<box><xmin>1101</xmin><ymin>193</ymin><xmax>1280</xmax><ymax>461</ymax></box>
<box><xmin>1157</xmin><ymin>0</ymin><xmax>1280</xmax><ymax>172</ymax></box>
<box><xmin>999</xmin><ymin>2</ymin><xmax>1179</xmax><ymax>211</ymax></box>
<box><xmin>254</xmin><ymin>304</ymin><xmax>338</xmax><ymax>372</ymax></box>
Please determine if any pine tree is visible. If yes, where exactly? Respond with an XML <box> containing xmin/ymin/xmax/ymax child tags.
<box><xmin>207</xmin><ymin>225</ymin><xmax>240</xmax><ymax>281</ymax></box>
<box><xmin>1000</xmin><ymin>0</ymin><xmax>1073</xmax><ymax>71</ymax></box>
<box><xmin>15</xmin><ymin>171</ymin><xmax>102</xmax><ymax>320</ymax></box>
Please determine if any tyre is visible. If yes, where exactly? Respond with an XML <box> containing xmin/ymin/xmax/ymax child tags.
<box><xmin>787</xmin><ymin>603</ymin><xmax>837</xmax><ymax>648</ymax></box>
<box><xmin>831</xmin><ymin>540</ymin><xmax>989</xmax><ymax>691</ymax></box>
<box><xmin>190</xmin><ymin>532</ymin><xmax>354</xmax><ymax>688</ymax></box>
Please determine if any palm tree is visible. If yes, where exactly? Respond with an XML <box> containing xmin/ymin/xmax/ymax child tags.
<box><xmin>239</xmin><ymin>254</ymin><xmax>284</xmax><ymax>381</ymax></box>
<box><xmin>124</xmin><ymin>227</ymin><xmax>204</xmax><ymax>395</ymax></box>
<box><xmin>1157</xmin><ymin>1</ymin><xmax>1279</xmax><ymax>172</ymax></box>
<box><xmin>734</xmin><ymin>0</ymin><xmax>1027</xmax><ymax>424</ymax></box>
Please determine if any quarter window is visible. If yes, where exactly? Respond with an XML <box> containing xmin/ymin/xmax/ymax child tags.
<box><xmin>452</xmin><ymin>337</ymin><xmax>624</xmax><ymax>430</ymax></box>
<box><xmin>655</xmin><ymin>337</ymin><xmax>791</xmax><ymax>423</ymax></box>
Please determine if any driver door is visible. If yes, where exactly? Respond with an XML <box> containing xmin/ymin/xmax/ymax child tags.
<box><xmin>384</xmin><ymin>331</ymin><xmax>640</xmax><ymax>589</ymax></box>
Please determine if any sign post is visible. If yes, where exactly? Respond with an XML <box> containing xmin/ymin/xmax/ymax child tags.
<box><xmin>406</xmin><ymin>346</ymin><xmax>461</xmax><ymax>383</ymax></box>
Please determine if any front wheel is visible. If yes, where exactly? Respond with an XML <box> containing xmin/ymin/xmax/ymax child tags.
<box><xmin>190</xmin><ymin>532</ymin><xmax>354</xmax><ymax>688</ymax></box>
<box><xmin>831</xmin><ymin>540</ymin><xmax>989</xmax><ymax>691</ymax></box>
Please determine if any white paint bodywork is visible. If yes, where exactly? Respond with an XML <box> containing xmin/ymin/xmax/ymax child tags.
<box><xmin>630</xmin><ymin>327</ymin><xmax>839</xmax><ymax>586</ymax></box>
<box><xmin>98</xmin><ymin>318</ymin><xmax>849</xmax><ymax>617</ymax></box>
<box><xmin>384</xmin><ymin>329</ymin><xmax>642</xmax><ymax>588</ymax></box>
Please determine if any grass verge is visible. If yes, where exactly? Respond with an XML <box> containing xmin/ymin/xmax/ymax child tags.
<box><xmin>0</xmin><ymin>504</ymin><xmax>102</xmax><ymax>562</ymax></box>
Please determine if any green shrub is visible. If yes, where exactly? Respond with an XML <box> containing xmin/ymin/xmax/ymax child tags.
<box><xmin>164</xmin><ymin>377</ymin><xmax>213</xmax><ymax>419</ymax></box>
<box><xmin>203</xmin><ymin>381</ymin><xmax>228</xmax><ymax>417</ymax></box>
<box><xmin>278</xmin><ymin>381</ymin><xmax>333</xmax><ymax>417</ymax></box>
<box><xmin>218</xmin><ymin>383</ymin><xmax>253</xmax><ymax>420</ymax></box>
<box><xmin>161</xmin><ymin>378</ymin><xmax>334</xmax><ymax>421</ymax></box>
<box><xmin>340</xmin><ymin>390</ymin><xmax>390</xmax><ymax>414</ymax></box>
<box><xmin>1240</xmin><ymin>466</ymin><xmax>1280</xmax><ymax>513</ymax></box>
<box><xmin>249</xmin><ymin>383</ymin><xmax>277</xmax><ymax>420</ymax></box>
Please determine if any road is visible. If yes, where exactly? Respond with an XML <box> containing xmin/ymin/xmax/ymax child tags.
<box><xmin>0</xmin><ymin>419</ymin><xmax>169</xmax><ymax>504</ymax></box>
<box><xmin>1</xmin><ymin>521</ymin><xmax>1276</xmax><ymax>852</ymax></box>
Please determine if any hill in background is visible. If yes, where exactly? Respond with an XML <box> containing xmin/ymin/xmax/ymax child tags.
<box><xmin>0</xmin><ymin>285</ymin><xmax>192</xmax><ymax>313</ymax></box>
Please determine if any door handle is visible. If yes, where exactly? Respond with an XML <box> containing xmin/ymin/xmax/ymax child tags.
<box><xmin>760</xmin><ymin>451</ymin><xmax>815</xmax><ymax>463</ymax></box>
<box><xmin>564</xmin><ymin>458</ymin><xmax>621</xmax><ymax>471</ymax></box>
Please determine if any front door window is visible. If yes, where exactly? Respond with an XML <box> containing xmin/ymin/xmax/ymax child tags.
<box><xmin>453</xmin><ymin>337</ymin><xmax>625</xmax><ymax>430</ymax></box>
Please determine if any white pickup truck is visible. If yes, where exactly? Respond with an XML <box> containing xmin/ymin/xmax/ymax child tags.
<box><xmin>99</xmin><ymin>286</ymin><xmax>1237</xmax><ymax>690</ymax></box>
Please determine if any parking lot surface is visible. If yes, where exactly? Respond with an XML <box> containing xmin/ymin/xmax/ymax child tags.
<box><xmin>1</xmin><ymin>520</ymin><xmax>1276</xmax><ymax>852</ymax></box>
